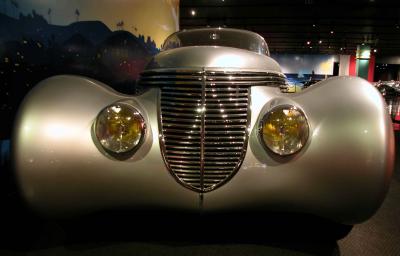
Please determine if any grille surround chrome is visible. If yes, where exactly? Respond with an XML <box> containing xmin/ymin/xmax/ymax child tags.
<box><xmin>140</xmin><ymin>69</ymin><xmax>286</xmax><ymax>192</ymax></box>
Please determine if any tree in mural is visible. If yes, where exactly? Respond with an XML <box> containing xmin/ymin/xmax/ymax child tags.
<box><xmin>47</xmin><ymin>8</ymin><xmax>52</xmax><ymax>24</ymax></box>
<box><xmin>75</xmin><ymin>8</ymin><xmax>80</xmax><ymax>22</ymax></box>
<box><xmin>9</xmin><ymin>0</ymin><xmax>18</xmax><ymax>17</ymax></box>
<box><xmin>2</xmin><ymin>0</ymin><xmax>7</xmax><ymax>15</ymax></box>
<box><xmin>116</xmin><ymin>20</ymin><xmax>124</xmax><ymax>30</ymax></box>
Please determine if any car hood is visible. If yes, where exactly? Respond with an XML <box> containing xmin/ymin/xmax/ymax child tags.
<box><xmin>145</xmin><ymin>46</ymin><xmax>282</xmax><ymax>72</ymax></box>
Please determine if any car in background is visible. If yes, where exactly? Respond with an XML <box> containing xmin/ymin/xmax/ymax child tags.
<box><xmin>374</xmin><ymin>80</ymin><xmax>400</xmax><ymax>97</ymax></box>
<box><xmin>374</xmin><ymin>80</ymin><xmax>400</xmax><ymax>130</ymax></box>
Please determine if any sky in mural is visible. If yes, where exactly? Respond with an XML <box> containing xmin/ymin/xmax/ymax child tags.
<box><xmin>1</xmin><ymin>0</ymin><xmax>179</xmax><ymax>47</ymax></box>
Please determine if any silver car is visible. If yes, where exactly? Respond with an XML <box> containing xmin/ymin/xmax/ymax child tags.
<box><xmin>13</xmin><ymin>28</ymin><xmax>394</xmax><ymax>226</ymax></box>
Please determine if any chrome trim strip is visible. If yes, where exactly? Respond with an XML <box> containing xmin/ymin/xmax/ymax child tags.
<box><xmin>140</xmin><ymin>68</ymin><xmax>286</xmax><ymax>88</ymax></box>
<box><xmin>143</xmin><ymin>81</ymin><xmax>204</xmax><ymax>85</ymax></box>
<box><xmin>163</xmin><ymin>129</ymin><xmax>201</xmax><ymax>134</ymax></box>
<box><xmin>161</xmin><ymin>96</ymin><xmax>201</xmax><ymax>102</ymax></box>
<box><xmin>200</xmin><ymin>68</ymin><xmax>206</xmax><ymax>192</ymax></box>
<box><xmin>162</xmin><ymin>91</ymin><xmax>202</xmax><ymax>97</ymax></box>
<box><xmin>206</xmin><ymin>81</ymin><xmax>282</xmax><ymax>86</ymax></box>
<box><xmin>162</xmin><ymin>117</ymin><xmax>202</xmax><ymax>123</ymax></box>
<box><xmin>206</xmin><ymin>99</ymin><xmax>248</xmax><ymax>103</ymax></box>
<box><xmin>206</xmin><ymin>76</ymin><xmax>284</xmax><ymax>81</ymax></box>
<box><xmin>163</xmin><ymin>87</ymin><xmax>202</xmax><ymax>91</ymax></box>
<box><xmin>205</xmin><ymin>130</ymin><xmax>246</xmax><ymax>134</ymax></box>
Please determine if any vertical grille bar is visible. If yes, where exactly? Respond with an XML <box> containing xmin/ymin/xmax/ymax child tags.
<box><xmin>200</xmin><ymin>69</ymin><xmax>206</xmax><ymax>191</ymax></box>
<box><xmin>139</xmin><ymin>69</ymin><xmax>286</xmax><ymax>192</ymax></box>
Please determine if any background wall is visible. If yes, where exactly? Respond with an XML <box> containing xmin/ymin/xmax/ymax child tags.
<box><xmin>0</xmin><ymin>0</ymin><xmax>179</xmax><ymax>139</ymax></box>
<box><xmin>271</xmin><ymin>53</ymin><xmax>337</xmax><ymax>85</ymax></box>
<box><xmin>375</xmin><ymin>56</ymin><xmax>400</xmax><ymax>81</ymax></box>
<box><xmin>3</xmin><ymin>0</ymin><xmax>179</xmax><ymax>48</ymax></box>
<box><xmin>271</xmin><ymin>54</ymin><xmax>335</xmax><ymax>76</ymax></box>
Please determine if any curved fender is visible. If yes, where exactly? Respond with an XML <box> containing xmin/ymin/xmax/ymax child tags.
<box><xmin>12</xmin><ymin>75</ymin><xmax>198</xmax><ymax>216</ymax></box>
<box><xmin>205</xmin><ymin>76</ymin><xmax>394</xmax><ymax>224</ymax></box>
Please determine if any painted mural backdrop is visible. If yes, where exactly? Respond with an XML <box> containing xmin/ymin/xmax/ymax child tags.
<box><xmin>0</xmin><ymin>0</ymin><xmax>179</xmax><ymax>138</ymax></box>
<box><xmin>272</xmin><ymin>54</ymin><xmax>334</xmax><ymax>76</ymax></box>
<box><xmin>271</xmin><ymin>54</ymin><xmax>335</xmax><ymax>85</ymax></box>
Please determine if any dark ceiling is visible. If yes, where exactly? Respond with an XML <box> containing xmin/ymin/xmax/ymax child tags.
<box><xmin>180</xmin><ymin>0</ymin><xmax>400</xmax><ymax>56</ymax></box>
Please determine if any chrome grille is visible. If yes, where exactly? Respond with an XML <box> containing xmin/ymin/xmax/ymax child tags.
<box><xmin>140</xmin><ymin>69</ymin><xmax>286</xmax><ymax>192</ymax></box>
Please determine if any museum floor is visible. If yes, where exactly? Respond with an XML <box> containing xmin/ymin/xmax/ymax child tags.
<box><xmin>0</xmin><ymin>133</ymin><xmax>399</xmax><ymax>256</ymax></box>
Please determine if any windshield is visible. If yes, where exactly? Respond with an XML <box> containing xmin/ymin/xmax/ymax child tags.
<box><xmin>162</xmin><ymin>28</ymin><xmax>270</xmax><ymax>56</ymax></box>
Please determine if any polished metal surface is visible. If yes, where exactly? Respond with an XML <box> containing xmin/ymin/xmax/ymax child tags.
<box><xmin>11</xmin><ymin>28</ymin><xmax>395</xmax><ymax>224</ymax></box>
<box><xmin>12</xmin><ymin>74</ymin><xmax>395</xmax><ymax>223</ymax></box>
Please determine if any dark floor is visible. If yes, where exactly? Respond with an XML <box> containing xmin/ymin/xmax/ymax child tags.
<box><xmin>0</xmin><ymin>133</ymin><xmax>399</xmax><ymax>256</ymax></box>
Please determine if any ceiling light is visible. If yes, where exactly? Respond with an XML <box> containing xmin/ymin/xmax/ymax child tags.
<box><xmin>191</xmin><ymin>10</ymin><xmax>196</xmax><ymax>16</ymax></box>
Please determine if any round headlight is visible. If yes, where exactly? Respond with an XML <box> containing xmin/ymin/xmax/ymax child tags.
<box><xmin>95</xmin><ymin>103</ymin><xmax>145</xmax><ymax>154</ymax></box>
<box><xmin>259</xmin><ymin>105</ymin><xmax>309</xmax><ymax>156</ymax></box>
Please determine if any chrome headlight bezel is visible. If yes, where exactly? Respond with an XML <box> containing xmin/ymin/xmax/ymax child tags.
<box><xmin>94</xmin><ymin>101</ymin><xmax>146</xmax><ymax>159</ymax></box>
<box><xmin>258</xmin><ymin>104</ymin><xmax>309</xmax><ymax>156</ymax></box>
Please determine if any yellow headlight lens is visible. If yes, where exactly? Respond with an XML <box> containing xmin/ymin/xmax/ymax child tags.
<box><xmin>260</xmin><ymin>105</ymin><xmax>308</xmax><ymax>155</ymax></box>
<box><xmin>95</xmin><ymin>103</ymin><xmax>145</xmax><ymax>154</ymax></box>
